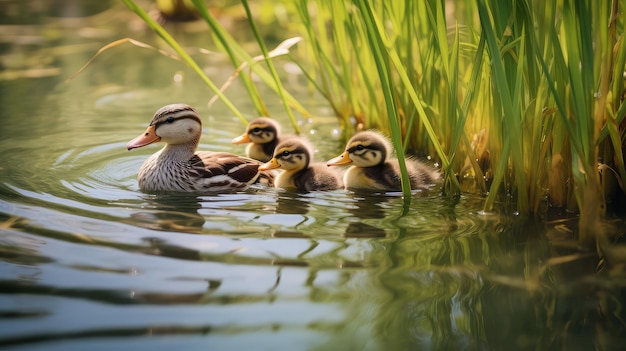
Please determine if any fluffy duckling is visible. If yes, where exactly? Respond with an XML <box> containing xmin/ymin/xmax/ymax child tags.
<box><xmin>327</xmin><ymin>130</ymin><xmax>440</xmax><ymax>191</ymax></box>
<box><xmin>127</xmin><ymin>104</ymin><xmax>273</xmax><ymax>193</ymax></box>
<box><xmin>259</xmin><ymin>138</ymin><xmax>343</xmax><ymax>191</ymax></box>
<box><xmin>231</xmin><ymin>117</ymin><xmax>282</xmax><ymax>162</ymax></box>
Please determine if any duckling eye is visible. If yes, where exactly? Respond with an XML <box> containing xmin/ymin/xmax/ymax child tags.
<box><xmin>355</xmin><ymin>144</ymin><xmax>364</xmax><ymax>151</ymax></box>
<box><xmin>166</xmin><ymin>116</ymin><xmax>175</xmax><ymax>123</ymax></box>
<box><xmin>252</xmin><ymin>128</ymin><xmax>261</xmax><ymax>133</ymax></box>
<box><xmin>281</xmin><ymin>150</ymin><xmax>290</xmax><ymax>157</ymax></box>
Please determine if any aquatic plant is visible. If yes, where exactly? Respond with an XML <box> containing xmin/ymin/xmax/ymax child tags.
<box><xmin>120</xmin><ymin>0</ymin><xmax>306</xmax><ymax>132</ymax></box>
<box><xmin>121</xmin><ymin>0</ymin><xmax>625</xmax><ymax>246</ymax></box>
<box><xmin>287</xmin><ymin>0</ymin><xmax>625</xmax><ymax>244</ymax></box>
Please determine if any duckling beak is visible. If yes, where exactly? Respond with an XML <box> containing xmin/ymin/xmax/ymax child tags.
<box><xmin>327</xmin><ymin>152</ymin><xmax>352</xmax><ymax>166</ymax></box>
<box><xmin>231</xmin><ymin>133</ymin><xmax>252</xmax><ymax>144</ymax></box>
<box><xmin>259</xmin><ymin>158</ymin><xmax>280</xmax><ymax>171</ymax></box>
<box><xmin>127</xmin><ymin>125</ymin><xmax>160</xmax><ymax>150</ymax></box>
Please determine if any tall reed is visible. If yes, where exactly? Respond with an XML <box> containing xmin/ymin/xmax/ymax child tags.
<box><xmin>289</xmin><ymin>0</ymin><xmax>625</xmax><ymax>241</ymax></box>
<box><xmin>124</xmin><ymin>0</ymin><xmax>625</xmax><ymax>244</ymax></box>
<box><xmin>121</xmin><ymin>0</ymin><xmax>307</xmax><ymax>132</ymax></box>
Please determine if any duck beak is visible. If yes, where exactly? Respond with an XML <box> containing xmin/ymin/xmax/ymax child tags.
<box><xmin>231</xmin><ymin>133</ymin><xmax>252</xmax><ymax>144</ymax></box>
<box><xmin>127</xmin><ymin>125</ymin><xmax>160</xmax><ymax>150</ymax></box>
<box><xmin>327</xmin><ymin>152</ymin><xmax>352</xmax><ymax>166</ymax></box>
<box><xmin>259</xmin><ymin>158</ymin><xmax>280</xmax><ymax>171</ymax></box>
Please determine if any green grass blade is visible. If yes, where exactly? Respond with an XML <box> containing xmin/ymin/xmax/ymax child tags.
<box><xmin>240</xmin><ymin>0</ymin><xmax>300</xmax><ymax>134</ymax></box>
<box><xmin>189</xmin><ymin>0</ymin><xmax>266</xmax><ymax>117</ymax></box>
<box><xmin>370</xmin><ymin>0</ymin><xmax>461</xmax><ymax>192</ymax></box>
<box><xmin>353</xmin><ymin>0</ymin><xmax>412</xmax><ymax>200</ymax></box>
<box><xmin>190</xmin><ymin>0</ymin><xmax>311</xmax><ymax>126</ymax></box>
<box><xmin>477</xmin><ymin>0</ymin><xmax>527</xmax><ymax>212</ymax></box>
<box><xmin>121</xmin><ymin>0</ymin><xmax>247</xmax><ymax>123</ymax></box>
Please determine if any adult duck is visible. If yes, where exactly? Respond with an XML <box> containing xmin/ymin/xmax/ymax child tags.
<box><xmin>327</xmin><ymin>130</ymin><xmax>440</xmax><ymax>191</ymax></box>
<box><xmin>127</xmin><ymin>104</ymin><xmax>273</xmax><ymax>192</ymax></box>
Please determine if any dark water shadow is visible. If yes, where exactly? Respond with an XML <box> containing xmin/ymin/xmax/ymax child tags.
<box><xmin>341</xmin><ymin>192</ymin><xmax>389</xmax><ymax>238</ymax></box>
<box><xmin>275</xmin><ymin>190</ymin><xmax>311</xmax><ymax>215</ymax></box>
<box><xmin>128</xmin><ymin>193</ymin><xmax>205</xmax><ymax>233</ymax></box>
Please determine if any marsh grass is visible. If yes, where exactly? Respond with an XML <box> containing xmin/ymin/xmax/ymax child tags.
<box><xmin>288</xmin><ymin>0</ymin><xmax>625</xmax><ymax>242</ymax></box>
<box><xmin>120</xmin><ymin>0</ymin><xmax>307</xmax><ymax>131</ymax></box>
<box><xmin>120</xmin><ymin>0</ymin><xmax>625</xmax><ymax>245</ymax></box>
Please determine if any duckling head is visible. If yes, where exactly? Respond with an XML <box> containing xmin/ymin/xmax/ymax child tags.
<box><xmin>327</xmin><ymin>130</ymin><xmax>389</xmax><ymax>168</ymax></box>
<box><xmin>127</xmin><ymin>104</ymin><xmax>202</xmax><ymax>150</ymax></box>
<box><xmin>231</xmin><ymin>117</ymin><xmax>279</xmax><ymax>145</ymax></box>
<box><xmin>259</xmin><ymin>138</ymin><xmax>312</xmax><ymax>172</ymax></box>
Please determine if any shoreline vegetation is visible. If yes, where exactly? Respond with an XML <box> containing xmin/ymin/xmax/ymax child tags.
<box><xmin>118</xmin><ymin>0</ymin><xmax>625</xmax><ymax>248</ymax></box>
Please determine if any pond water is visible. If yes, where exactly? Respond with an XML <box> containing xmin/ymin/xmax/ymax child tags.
<box><xmin>1</xmin><ymin>2</ymin><xmax>625</xmax><ymax>350</ymax></box>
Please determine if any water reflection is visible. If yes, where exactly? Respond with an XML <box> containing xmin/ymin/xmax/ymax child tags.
<box><xmin>344</xmin><ymin>222</ymin><xmax>386</xmax><ymax>238</ymax></box>
<box><xmin>129</xmin><ymin>194</ymin><xmax>205</xmax><ymax>233</ymax></box>
<box><xmin>276</xmin><ymin>191</ymin><xmax>311</xmax><ymax>215</ymax></box>
<box><xmin>312</xmin><ymin>215</ymin><xmax>505</xmax><ymax>350</ymax></box>
<box><xmin>345</xmin><ymin>192</ymin><xmax>389</xmax><ymax>219</ymax></box>
<box><xmin>273</xmin><ymin>190</ymin><xmax>391</xmax><ymax>238</ymax></box>
<box><xmin>342</xmin><ymin>192</ymin><xmax>389</xmax><ymax>238</ymax></box>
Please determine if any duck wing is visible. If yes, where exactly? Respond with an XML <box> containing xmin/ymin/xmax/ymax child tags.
<box><xmin>406</xmin><ymin>158</ymin><xmax>441</xmax><ymax>188</ymax></box>
<box><xmin>188</xmin><ymin>152</ymin><xmax>268</xmax><ymax>190</ymax></box>
<box><xmin>362</xmin><ymin>163</ymin><xmax>402</xmax><ymax>191</ymax></box>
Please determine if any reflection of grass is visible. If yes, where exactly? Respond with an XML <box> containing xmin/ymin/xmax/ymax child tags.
<box><xmin>320</xmin><ymin>211</ymin><xmax>626</xmax><ymax>349</ymax></box>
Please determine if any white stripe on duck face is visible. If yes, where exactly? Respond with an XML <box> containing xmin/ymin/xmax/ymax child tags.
<box><xmin>353</xmin><ymin>148</ymin><xmax>383</xmax><ymax>164</ymax></box>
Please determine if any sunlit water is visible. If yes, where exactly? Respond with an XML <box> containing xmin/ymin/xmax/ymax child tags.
<box><xmin>1</xmin><ymin>2</ymin><xmax>625</xmax><ymax>350</ymax></box>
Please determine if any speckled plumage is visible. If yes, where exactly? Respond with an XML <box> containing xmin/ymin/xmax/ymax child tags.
<box><xmin>128</xmin><ymin>104</ymin><xmax>273</xmax><ymax>193</ymax></box>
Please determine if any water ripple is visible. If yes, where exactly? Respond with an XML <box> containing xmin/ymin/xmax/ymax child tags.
<box><xmin>0</xmin><ymin>94</ymin><xmax>584</xmax><ymax>351</ymax></box>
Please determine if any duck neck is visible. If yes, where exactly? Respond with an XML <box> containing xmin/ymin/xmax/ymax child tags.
<box><xmin>275</xmin><ymin>168</ymin><xmax>304</xmax><ymax>188</ymax></box>
<box><xmin>157</xmin><ymin>143</ymin><xmax>197</xmax><ymax>163</ymax></box>
<box><xmin>284</xmin><ymin>168</ymin><xmax>305</xmax><ymax>178</ymax></box>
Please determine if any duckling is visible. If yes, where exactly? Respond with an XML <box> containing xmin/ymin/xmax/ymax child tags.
<box><xmin>327</xmin><ymin>130</ymin><xmax>440</xmax><ymax>191</ymax></box>
<box><xmin>231</xmin><ymin>117</ymin><xmax>282</xmax><ymax>162</ymax></box>
<box><xmin>127</xmin><ymin>104</ymin><xmax>273</xmax><ymax>193</ymax></box>
<box><xmin>259</xmin><ymin>138</ymin><xmax>343</xmax><ymax>191</ymax></box>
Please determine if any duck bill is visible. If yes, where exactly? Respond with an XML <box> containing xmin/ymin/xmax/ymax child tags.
<box><xmin>231</xmin><ymin>133</ymin><xmax>252</xmax><ymax>144</ymax></box>
<box><xmin>259</xmin><ymin>158</ymin><xmax>280</xmax><ymax>171</ymax></box>
<box><xmin>127</xmin><ymin>125</ymin><xmax>160</xmax><ymax>150</ymax></box>
<box><xmin>327</xmin><ymin>152</ymin><xmax>352</xmax><ymax>166</ymax></box>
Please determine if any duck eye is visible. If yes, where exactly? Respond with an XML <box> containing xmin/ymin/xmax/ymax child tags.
<box><xmin>356</xmin><ymin>145</ymin><xmax>364</xmax><ymax>151</ymax></box>
<box><xmin>166</xmin><ymin>116</ymin><xmax>175</xmax><ymax>123</ymax></box>
<box><xmin>281</xmin><ymin>150</ymin><xmax>290</xmax><ymax>157</ymax></box>
<box><xmin>252</xmin><ymin>128</ymin><xmax>261</xmax><ymax>133</ymax></box>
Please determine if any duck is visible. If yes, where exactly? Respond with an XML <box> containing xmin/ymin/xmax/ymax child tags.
<box><xmin>259</xmin><ymin>138</ymin><xmax>343</xmax><ymax>191</ymax></box>
<box><xmin>326</xmin><ymin>130</ymin><xmax>440</xmax><ymax>191</ymax></box>
<box><xmin>126</xmin><ymin>104</ymin><xmax>273</xmax><ymax>193</ymax></box>
<box><xmin>231</xmin><ymin>117</ymin><xmax>282</xmax><ymax>162</ymax></box>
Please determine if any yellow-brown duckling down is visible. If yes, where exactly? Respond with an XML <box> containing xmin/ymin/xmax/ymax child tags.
<box><xmin>231</xmin><ymin>117</ymin><xmax>282</xmax><ymax>162</ymax></box>
<box><xmin>127</xmin><ymin>104</ymin><xmax>273</xmax><ymax>193</ymax></box>
<box><xmin>259</xmin><ymin>138</ymin><xmax>344</xmax><ymax>191</ymax></box>
<box><xmin>327</xmin><ymin>130</ymin><xmax>440</xmax><ymax>192</ymax></box>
